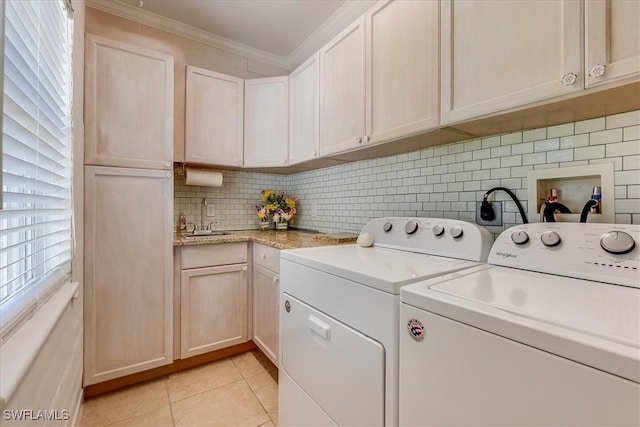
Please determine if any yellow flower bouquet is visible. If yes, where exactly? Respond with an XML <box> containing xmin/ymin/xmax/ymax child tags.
<box><xmin>257</xmin><ymin>189</ymin><xmax>298</xmax><ymax>228</ymax></box>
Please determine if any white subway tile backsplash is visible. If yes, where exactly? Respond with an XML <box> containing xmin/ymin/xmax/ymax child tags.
<box><xmin>606</xmin><ymin>110</ymin><xmax>640</xmax><ymax>129</ymax></box>
<box><xmin>575</xmin><ymin>117</ymin><xmax>606</xmax><ymax>134</ymax></box>
<box><xmin>606</xmin><ymin>140</ymin><xmax>640</xmax><ymax>157</ymax></box>
<box><xmin>575</xmin><ymin>145</ymin><xmax>605</xmax><ymax>161</ymax></box>
<box><xmin>176</xmin><ymin>111</ymin><xmax>640</xmax><ymax>234</ymax></box>
<box><xmin>534</xmin><ymin>138</ymin><xmax>560</xmax><ymax>152</ymax></box>
<box><xmin>560</xmin><ymin>134</ymin><xmax>589</xmax><ymax>149</ymax></box>
<box><xmin>522</xmin><ymin>128</ymin><xmax>547</xmax><ymax>142</ymax></box>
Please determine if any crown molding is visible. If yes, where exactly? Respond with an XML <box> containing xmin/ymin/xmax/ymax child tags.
<box><xmin>85</xmin><ymin>0</ymin><xmax>290</xmax><ymax>70</ymax></box>
<box><xmin>86</xmin><ymin>0</ymin><xmax>378</xmax><ymax>72</ymax></box>
<box><xmin>286</xmin><ymin>0</ymin><xmax>377</xmax><ymax>70</ymax></box>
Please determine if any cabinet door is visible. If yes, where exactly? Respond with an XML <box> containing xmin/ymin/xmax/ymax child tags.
<box><xmin>244</xmin><ymin>76</ymin><xmax>289</xmax><ymax>167</ymax></box>
<box><xmin>181</xmin><ymin>264</ymin><xmax>249</xmax><ymax>358</ymax></box>
<box><xmin>366</xmin><ymin>0</ymin><xmax>439</xmax><ymax>144</ymax></box>
<box><xmin>253</xmin><ymin>264</ymin><xmax>279</xmax><ymax>366</ymax></box>
<box><xmin>289</xmin><ymin>53</ymin><xmax>320</xmax><ymax>165</ymax></box>
<box><xmin>185</xmin><ymin>66</ymin><xmax>244</xmax><ymax>167</ymax></box>
<box><xmin>85</xmin><ymin>34</ymin><xmax>173</xmax><ymax>170</ymax></box>
<box><xmin>441</xmin><ymin>0</ymin><xmax>583</xmax><ymax>125</ymax></box>
<box><xmin>585</xmin><ymin>0</ymin><xmax>640</xmax><ymax>88</ymax></box>
<box><xmin>319</xmin><ymin>16</ymin><xmax>366</xmax><ymax>156</ymax></box>
<box><xmin>84</xmin><ymin>166</ymin><xmax>173</xmax><ymax>385</ymax></box>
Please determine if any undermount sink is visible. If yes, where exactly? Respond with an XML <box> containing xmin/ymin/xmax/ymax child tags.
<box><xmin>181</xmin><ymin>231</ymin><xmax>229</xmax><ymax>238</ymax></box>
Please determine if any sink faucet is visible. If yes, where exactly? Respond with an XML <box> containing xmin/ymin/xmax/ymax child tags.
<box><xmin>201</xmin><ymin>198</ymin><xmax>207</xmax><ymax>231</ymax></box>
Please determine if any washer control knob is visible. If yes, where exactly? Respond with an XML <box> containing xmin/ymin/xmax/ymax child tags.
<box><xmin>383</xmin><ymin>222</ymin><xmax>393</xmax><ymax>232</ymax></box>
<box><xmin>600</xmin><ymin>231</ymin><xmax>636</xmax><ymax>254</ymax></box>
<box><xmin>511</xmin><ymin>231</ymin><xmax>530</xmax><ymax>245</ymax></box>
<box><xmin>540</xmin><ymin>231</ymin><xmax>561</xmax><ymax>247</ymax></box>
<box><xmin>405</xmin><ymin>220</ymin><xmax>419</xmax><ymax>235</ymax></box>
<box><xmin>432</xmin><ymin>224</ymin><xmax>445</xmax><ymax>236</ymax></box>
<box><xmin>449</xmin><ymin>226</ymin><xmax>463</xmax><ymax>239</ymax></box>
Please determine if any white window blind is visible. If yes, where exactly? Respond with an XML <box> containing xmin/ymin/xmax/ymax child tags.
<box><xmin>1</xmin><ymin>0</ymin><xmax>73</xmax><ymax>337</ymax></box>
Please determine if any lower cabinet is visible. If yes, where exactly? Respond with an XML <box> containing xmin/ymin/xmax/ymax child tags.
<box><xmin>179</xmin><ymin>243</ymin><xmax>249</xmax><ymax>359</ymax></box>
<box><xmin>252</xmin><ymin>244</ymin><xmax>280</xmax><ymax>366</ymax></box>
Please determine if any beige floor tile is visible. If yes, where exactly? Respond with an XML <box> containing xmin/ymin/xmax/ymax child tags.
<box><xmin>231</xmin><ymin>350</ymin><xmax>276</xmax><ymax>378</ymax></box>
<box><xmin>80</xmin><ymin>379</ymin><xmax>169</xmax><ymax>426</ymax></box>
<box><xmin>171</xmin><ymin>379</ymin><xmax>270</xmax><ymax>427</ymax></box>
<box><xmin>106</xmin><ymin>405</ymin><xmax>173</xmax><ymax>427</ymax></box>
<box><xmin>167</xmin><ymin>358</ymin><xmax>243</xmax><ymax>403</ymax></box>
<box><xmin>245</xmin><ymin>370</ymin><xmax>278</xmax><ymax>421</ymax></box>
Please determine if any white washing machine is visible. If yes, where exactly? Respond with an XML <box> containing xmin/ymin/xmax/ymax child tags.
<box><xmin>278</xmin><ymin>217</ymin><xmax>494</xmax><ymax>426</ymax></box>
<box><xmin>400</xmin><ymin>222</ymin><xmax>640</xmax><ymax>426</ymax></box>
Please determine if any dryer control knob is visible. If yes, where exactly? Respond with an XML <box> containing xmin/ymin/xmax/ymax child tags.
<box><xmin>450</xmin><ymin>226</ymin><xmax>463</xmax><ymax>239</ymax></box>
<box><xmin>432</xmin><ymin>224</ymin><xmax>445</xmax><ymax>236</ymax></box>
<box><xmin>600</xmin><ymin>231</ymin><xmax>636</xmax><ymax>254</ymax></box>
<box><xmin>540</xmin><ymin>231</ymin><xmax>561</xmax><ymax>247</ymax></box>
<box><xmin>405</xmin><ymin>220</ymin><xmax>419</xmax><ymax>235</ymax></box>
<box><xmin>383</xmin><ymin>222</ymin><xmax>393</xmax><ymax>232</ymax></box>
<box><xmin>511</xmin><ymin>231</ymin><xmax>529</xmax><ymax>245</ymax></box>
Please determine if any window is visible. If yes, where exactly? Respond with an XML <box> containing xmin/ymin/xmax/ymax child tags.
<box><xmin>0</xmin><ymin>0</ymin><xmax>74</xmax><ymax>337</ymax></box>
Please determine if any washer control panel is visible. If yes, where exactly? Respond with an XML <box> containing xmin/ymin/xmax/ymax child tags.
<box><xmin>358</xmin><ymin>217</ymin><xmax>494</xmax><ymax>262</ymax></box>
<box><xmin>489</xmin><ymin>223</ymin><xmax>640</xmax><ymax>288</ymax></box>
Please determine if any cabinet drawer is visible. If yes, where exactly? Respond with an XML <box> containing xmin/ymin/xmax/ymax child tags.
<box><xmin>253</xmin><ymin>243</ymin><xmax>280</xmax><ymax>273</ymax></box>
<box><xmin>181</xmin><ymin>242</ymin><xmax>247</xmax><ymax>269</ymax></box>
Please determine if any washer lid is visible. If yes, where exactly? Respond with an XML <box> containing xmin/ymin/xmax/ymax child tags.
<box><xmin>401</xmin><ymin>265</ymin><xmax>640</xmax><ymax>382</ymax></box>
<box><xmin>281</xmin><ymin>244</ymin><xmax>480</xmax><ymax>294</ymax></box>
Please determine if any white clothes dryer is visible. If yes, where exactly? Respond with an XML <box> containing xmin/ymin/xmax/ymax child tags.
<box><xmin>278</xmin><ymin>217</ymin><xmax>494</xmax><ymax>426</ymax></box>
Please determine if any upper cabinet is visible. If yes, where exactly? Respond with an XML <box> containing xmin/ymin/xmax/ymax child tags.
<box><xmin>319</xmin><ymin>17</ymin><xmax>367</xmax><ymax>156</ymax></box>
<box><xmin>366</xmin><ymin>0</ymin><xmax>439</xmax><ymax>145</ymax></box>
<box><xmin>585</xmin><ymin>0</ymin><xmax>640</xmax><ymax>88</ymax></box>
<box><xmin>440</xmin><ymin>0</ymin><xmax>583</xmax><ymax>125</ymax></box>
<box><xmin>319</xmin><ymin>1</ymin><xmax>440</xmax><ymax>157</ymax></box>
<box><xmin>289</xmin><ymin>53</ymin><xmax>320</xmax><ymax>165</ymax></box>
<box><xmin>85</xmin><ymin>34</ymin><xmax>174</xmax><ymax>170</ymax></box>
<box><xmin>185</xmin><ymin>66</ymin><xmax>244</xmax><ymax>167</ymax></box>
<box><xmin>244</xmin><ymin>76</ymin><xmax>289</xmax><ymax>167</ymax></box>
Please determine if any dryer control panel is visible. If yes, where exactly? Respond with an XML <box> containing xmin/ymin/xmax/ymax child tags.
<box><xmin>489</xmin><ymin>223</ymin><xmax>640</xmax><ymax>288</ymax></box>
<box><xmin>359</xmin><ymin>217</ymin><xmax>494</xmax><ymax>262</ymax></box>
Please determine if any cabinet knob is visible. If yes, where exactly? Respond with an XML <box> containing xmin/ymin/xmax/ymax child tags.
<box><xmin>355</xmin><ymin>137</ymin><xmax>362</xmax><ymax>144</ymax></box>
<box><xmin>363</xmin><ymin>135</ymin><xmax>369</xmax><ymax>143</ymax></box>
<box><xmin>282</xmin><ymin>159</ymin><xmax>287</xmax><ymax>165</ymax></box>
<box><xmin>166</xmin><ymin>172</ymin><xmax>172</xmax><ymax>178</ymax></box>
<box><xmin>261</xmin><ymin>254</ymin><xmax>267</xmax><ymax>260</ymax></box>
<box><xmin>242</xmin><ymin>266</ymin><xmax>248</xmax><ymax>272</ymax></box>
<box><xmin>273</xmin><ymin>276</ymin><xmax>278</xmax><ymax>282</ymax></box>
<box><xmin>589</xmin><ymin>64</ymin><xmax>606</xmax><ymax>78</ymax></box>
<box><xmin>164</xmin><ymin>161</ymin><xmax>172</xmax><ymax>168</ymax></box>
<box><xmin>313</xmin><ymin>151</ymin><xmax>317</xmax><ymax>157</ymax></box>
<box><xmin>560</xmin><ymin>72</ymin><xmax>577</xmax><ymax>86</ymax></box>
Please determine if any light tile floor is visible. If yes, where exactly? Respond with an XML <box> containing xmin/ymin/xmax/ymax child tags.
<box><xmin>80</xmin><ymin>350</ymin><xmax>278</xmax><ymax>427</ymax></box>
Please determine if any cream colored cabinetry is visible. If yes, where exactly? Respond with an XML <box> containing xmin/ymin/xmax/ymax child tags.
<box><xmin>319</xmin><ymin>16</ymin><xmax>367</xmax><ymax>156</ymax></box>
<box><xmin>84</xmin><ymin>166</ymin><xmax>174</xmax><ymax>386</ymax></box>
<box><xmin>319</xmin><ymin>1</ymin><xmax>439</xmax><ymax>157</ymax></box>
<box><xmin>85</xmin><ymin>34</ymin><xmax>174</xmax><ymax>170</ymax></box>
<box><xmin>365</xmin><ymin>0</ymin><xmax>439</xmax><ymax>145</ymax></box>
<box><xmin>244</xmin><ymin>77</ymin><xmax>289</xmax><ymax>167</ymax></box>
<box><xmin>289</xmin><ymin>53</ymin><xmax>320</xmax><ymax>165</ymax></box>
<box><xmin>185</xmin><ymin>66</ymin><xmax>244</xmax><ymax>167</ymax></box>
<box><xmin>585</xmin><ymin>0</ymin><xmax>640</xmax><ymax>88</ymax></box>
<box><xmin>180</xmin><ymin>243</ymin><xmax>249</xmax><ymax>359</ymax></box>
<box><xmin>252</xmin><ymin>244</ymin><xmax>280</xmax><ymax>366</ymax></box>
<box><xmin>441</xmin><ymin>0</ymin><xmax>583</xmax><ymax>125</ymax></box>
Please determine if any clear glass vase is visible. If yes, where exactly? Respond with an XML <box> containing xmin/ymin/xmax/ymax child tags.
<box><xmin>276</xmin><ymin>221</ymin><xmax>288</xmax><ymax>231</ymax></box>
<box><xmin>259</xmin><ymin>221</ymin><xmax>270</xmax><ymax>231</ymax></box>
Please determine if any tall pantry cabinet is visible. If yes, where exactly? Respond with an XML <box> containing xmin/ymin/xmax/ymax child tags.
<box><xmin>83</xmin><ymin>35</ymin><xmax>174</xmax><ymax>385</ymax></box>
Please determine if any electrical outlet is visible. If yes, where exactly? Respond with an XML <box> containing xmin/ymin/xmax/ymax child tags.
<box><xmin>207</xmin><ymin>204</ymin><xmax>215</xmax><ymax>217</ymax></box>
<box><xmin>476</xmin><ymin>201</ymin><xmax>502</xmax><ymax>226</ymax></box>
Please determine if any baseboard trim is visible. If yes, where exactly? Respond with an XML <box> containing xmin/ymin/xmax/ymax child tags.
<box><xmin>83</xmin><ymin>341</ymin><xmax>257</xmax><ymax>399</ymax></box>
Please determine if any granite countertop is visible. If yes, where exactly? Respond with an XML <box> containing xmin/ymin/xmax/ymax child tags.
<box><xmin>173</xmin><ymin>229</ymin><xmax>358</xmax><ymax>250</ymax></box>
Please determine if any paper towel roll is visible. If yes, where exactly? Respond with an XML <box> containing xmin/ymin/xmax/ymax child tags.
<box><xmin>185</xmin><ymin>168</ymin><xmax>223</xmax><ymax>187</ymax></box>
